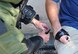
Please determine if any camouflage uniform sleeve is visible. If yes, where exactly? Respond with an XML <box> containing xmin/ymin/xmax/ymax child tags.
<box><xmin>0</xmin><ymin>1</ymin><xmax>28</xmax><ymax>54</ymax></box>
<box><xmin>0</xmin><ymin>0</ymin><xmax>21</xmax><ymax>4</ymax></box>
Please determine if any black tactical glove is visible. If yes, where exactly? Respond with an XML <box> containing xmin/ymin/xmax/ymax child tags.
<box><xmin>55</xmin><ymin>29</ymin><xmax>69</xmax><ymax>41</ymax></box>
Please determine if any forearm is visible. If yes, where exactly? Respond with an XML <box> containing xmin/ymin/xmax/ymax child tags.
<box><xmin>31</xmin><ymin>18</ymin><xmax>40</xmax><ymax>25</ymax></box>
<box><xmin>46</xmin><ymin>0</ymin><xmax>61</xmax><ymax>35</ymax></box>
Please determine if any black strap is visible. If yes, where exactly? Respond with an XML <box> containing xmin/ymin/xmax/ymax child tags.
<box><xmin>55</xmin><ymin>29</ymin><xmax>69</xmax><ymax>41</ymax></box>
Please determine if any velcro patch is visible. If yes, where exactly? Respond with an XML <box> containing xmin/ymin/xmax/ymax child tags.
<box><xmin>0</xmin><ymin>19</ymin><xmax>7</xmax><ymax>35</ymax></box>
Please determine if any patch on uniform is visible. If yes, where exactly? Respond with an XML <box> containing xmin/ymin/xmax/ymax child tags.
<box><xmin>0</xmin><ymin>19</ymin><xmax>7</xmax><ymax>35</ymax></box>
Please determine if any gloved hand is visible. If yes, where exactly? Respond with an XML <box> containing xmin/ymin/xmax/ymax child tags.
<box><xmin>55</xmin><ymin>29</ymin><xmax>70</xmax><ymax>44</ymax></box>
<box><xmin>59</xmin><ymin>35</ymin><xmax>70</xmax><ymax>44</ymax></box>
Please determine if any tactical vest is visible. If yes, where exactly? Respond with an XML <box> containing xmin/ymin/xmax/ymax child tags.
<box><xmin>0</xmin><ymin>1</ymin><xmax>28</xmax><ymax>54</ymax></box>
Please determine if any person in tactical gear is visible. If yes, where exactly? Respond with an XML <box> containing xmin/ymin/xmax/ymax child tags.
<box><xmin>0</xmin><ymin>0</ymin><xmax>50</xmax><ymax>54</ymax></box>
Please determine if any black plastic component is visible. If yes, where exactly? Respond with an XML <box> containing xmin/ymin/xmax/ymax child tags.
<box><xmin>20</xmin><ymin>5</ymin><xmax>36</xmax><ymax>24</ymax></box>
